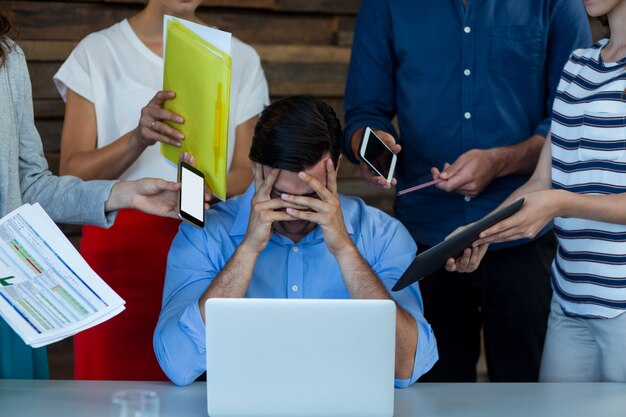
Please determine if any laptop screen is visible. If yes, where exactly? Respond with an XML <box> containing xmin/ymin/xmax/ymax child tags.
<box><xmin>204</xmin><ymin>298</ymin><xmax>396</xmax><ymax>417</ymax></box>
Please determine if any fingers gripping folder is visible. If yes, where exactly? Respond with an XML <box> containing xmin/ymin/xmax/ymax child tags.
<box><xmin>161</xmin><ymin>16</ymin><xmax>232</xmax><ymax>201</ymax></box>
<box><xmin>392</xmin><ymin>199</ymin><xmax>525</xmax><ymax>291</ymax></box>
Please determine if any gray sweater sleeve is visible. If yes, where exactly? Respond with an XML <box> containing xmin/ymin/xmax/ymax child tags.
<box><xmin>8</xmin><ymin>44</ymin><xmax>116</xmax><ymax>226</ymax></box>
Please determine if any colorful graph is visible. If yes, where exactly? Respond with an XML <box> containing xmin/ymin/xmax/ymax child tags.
<box><xmin>8</xmin><ymin>239</ymin><xmax>44</xmax><ymax>274</ymax></box>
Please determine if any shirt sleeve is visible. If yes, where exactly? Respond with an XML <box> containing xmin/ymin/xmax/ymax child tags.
<box><xmin>153</xmin><ymin>222</ymin><xmax>223</xmax><ymax>386</ymax></box>
<box><xmin>234</xmin><ymin>42</ymin><xmax>269</xmax><ymax>125</ymax></box>
<box><xmin>534</xmin><ymin>0</ymin><xmax>591</xmax><ymax>137</ymax></box>
<box><xmin>368</xmin><ymin>211</ymin><xmax>438</xmax><ymax>387</ymax></box>
<box><xmin>53</xmin><ymin>34</ymin><xmax>96</xmax><ymax>102</ymax></box>
<box><xmin>342</xmin><ymin>0</ymin><xmax>398</xmax><ymax>163</ymax></box>
<box><xmin>12</xmin><ymin>45</ymin><xmax>115</xmax><ymax>227</ymax></box>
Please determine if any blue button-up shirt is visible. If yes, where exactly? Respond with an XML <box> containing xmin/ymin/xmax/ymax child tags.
<box><xmin>154</xmin><ymin>184</ymin><xmax>438</xmax><ymax>387</ymax></box>
<box><xmin>343</xmin><ymin>0</ymin><xmax>591</xmax><ymax>246</ymax></box>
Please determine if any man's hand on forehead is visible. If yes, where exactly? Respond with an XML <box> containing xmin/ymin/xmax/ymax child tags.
<box><xmin>245</xmin><ymin>163</ymin><xmax>308</xmax><ymax>253</ymax></box>
<box><xmin>251</xmin><ymin>162</ymin><xmax>307</xmax><ymax>212</ymax></box>
<box><xmin>279</xmin><ymin>159</ymin><xmax>351</xmax><ymax>255</ymax></box>
<box><xmin>256</xmin><ymin>163</ymin><xmax>279</xmax><ymax>189</ymax></box>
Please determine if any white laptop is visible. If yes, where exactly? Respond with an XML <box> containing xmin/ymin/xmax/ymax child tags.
<box><xmin>204</xmin><ymin>298</ymin><xmax>396</xmax><ymax>417</ymax></box>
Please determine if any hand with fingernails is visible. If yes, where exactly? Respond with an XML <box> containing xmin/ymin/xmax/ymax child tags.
<box><xmin>281</xmin><ymin>159</ymin><xmax>352</xmax><ymax>257</ymax></box>
<box><xmin>131</xmin><ymin>90</ymin><xmax>185</xmax><ymax>149</ymax></box>
<box><xmin>243</xmin><ymin>163</ymin><xmax>304</xmax><ymax>254</ymax></box>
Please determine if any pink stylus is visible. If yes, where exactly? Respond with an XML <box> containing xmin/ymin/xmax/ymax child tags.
<box><xmin>397</xmin><ymin>179</ymin><xmax>443</xmax><ymax>196</ymax></box>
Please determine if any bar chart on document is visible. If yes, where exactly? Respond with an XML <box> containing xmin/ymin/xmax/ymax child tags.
<box><xmin>0</xmin><ymin>204</ymin><xmax>125</xmax><ymax>347</ymax></box>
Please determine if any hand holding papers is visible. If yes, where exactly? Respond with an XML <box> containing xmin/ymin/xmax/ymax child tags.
<box><xmin>161</xmin><ymin>16</ymin><xmax>232</xmax><ymax>201</ymax></box>
<box><xmin>0</xmin><ymin>204</ymin><xmax>125</xmax><ymax>347</ymax></box>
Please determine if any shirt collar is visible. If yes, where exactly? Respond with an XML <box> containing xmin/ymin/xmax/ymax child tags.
<box><xmin>230</xmin><ymin>184</ymin><xmax>255</xmax><ymax>236</ymax></box>
<box><xmin>229</xmin><ymin>182</ymin><xmax>355</xmax><ymax>238</ymax></box>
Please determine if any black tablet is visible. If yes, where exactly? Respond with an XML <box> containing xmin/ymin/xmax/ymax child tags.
<box><xmin>392</xmin><ymin>198</ymin><xmax>525</xmax><ymax>291</ymax></box>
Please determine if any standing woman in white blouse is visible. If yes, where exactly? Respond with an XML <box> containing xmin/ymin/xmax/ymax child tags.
<box><xmin>54</xmin><ymin>0</ymin><xmax>269</xmax><ymax>381</ymax></box>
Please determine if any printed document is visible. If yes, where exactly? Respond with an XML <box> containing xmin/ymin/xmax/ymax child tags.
<box><xmin>0</xmin><ymin>204</ymin><xmax>125</xmax><ymax>347</ymax></box>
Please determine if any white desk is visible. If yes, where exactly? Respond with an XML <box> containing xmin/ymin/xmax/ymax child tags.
<box><xmin>1</xmin><ymin>380</ymin><xmax>626</xmax><ymax>417</ymax></box>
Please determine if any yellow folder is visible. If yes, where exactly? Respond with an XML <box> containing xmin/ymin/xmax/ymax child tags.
<box><xmin>161</xmin><ymin>18</ymin><xmax>232</xmax><ymax>201</ymax></box>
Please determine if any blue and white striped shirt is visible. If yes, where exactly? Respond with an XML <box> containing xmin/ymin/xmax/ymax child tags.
<box><xmin>551</xmin><ymin>39</ymin><xmax>626</xmax><ymax>318</ymax></box>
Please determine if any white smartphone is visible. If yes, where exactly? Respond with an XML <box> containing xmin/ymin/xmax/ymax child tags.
<box><xmin>178</xmin><ymin>161</ymin><xmax>205</xmax><ymax>228</ymax></box>
<box><xmin>358</xmin><ymin>127</ymin><xmax>397</xmax><ymax>183</ymax></box>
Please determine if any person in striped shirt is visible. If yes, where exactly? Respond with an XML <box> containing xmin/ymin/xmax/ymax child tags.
<box><xmin>446</xmin><ymin>0</ymin><xmax>626</xmax><ymax>382</ymax></box>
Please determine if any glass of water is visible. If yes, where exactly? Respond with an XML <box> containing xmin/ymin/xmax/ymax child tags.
<box><xmin>111</xmin><ymin>390</ymin><xmax>159</xmax><ymax>417</ymax></box>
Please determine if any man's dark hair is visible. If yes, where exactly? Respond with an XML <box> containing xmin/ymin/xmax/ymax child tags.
<box><xmin>249</xmin><ymin>96</ymin><xmax>342</xmax><ymax>171</ymax></box>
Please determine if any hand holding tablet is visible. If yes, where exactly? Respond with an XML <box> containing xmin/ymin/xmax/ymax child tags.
<box><xmin>392</xmin><ymin>198</ymin><xmax>525</xmax><ymax>291</ymax></box>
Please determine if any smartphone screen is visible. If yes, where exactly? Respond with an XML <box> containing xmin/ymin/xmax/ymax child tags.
<box><xmin>179</xmin><ymin>162</ymin><xmax>205</xmax><ymax>228</ymax></box>
<box><xmin>360</xmin><ymin>128</ymin><xmax>396</xmax><ymax>180</ymax></box>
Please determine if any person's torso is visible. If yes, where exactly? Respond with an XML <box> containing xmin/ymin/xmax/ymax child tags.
<box><xmin>550</xmin><ymin>40</ymin><xmax>626</xmax><ymax>318</ymax></box>
<box><xmin>385</xmin><ymin>0</ymin><xmax>587</xmax><ymax>245</ymax></box>
<box><xmin>0</xmin><ymin>44</ymin><xmax>23</xmax><ymax>217</ymax></box>
<box><xmin>200</xmin><ymin>190</ymin><xmax>396</xmax><ymax>299</ymax></box>
<box><xmin>58</xmin><ymin>19</ymin><xmax>253</xmax><ymax>181</ymax></box>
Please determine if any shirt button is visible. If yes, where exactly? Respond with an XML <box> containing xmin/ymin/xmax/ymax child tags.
<box><xmin>464</xmin><ymin>69</ymin><xmax>471</xmax><ymax>76</ymax></box>
<box><xmin>464</xmin><ymin>112</ymin><xmax>472</xmax><ymax>119</ymax></box>
<box><xmin>464</xmin><ymin>26</ymin><xmax>471</xmax><ymax>34</ymax></box>
<box><xmin>292</xmin><ymin>246</ymin><xmax>299</xmax><ymax>253</ymax></box>
<box><xmin>464</xmin><ymin>196</ymin><xmax>472</xmax><ymax>202</ymax></box>
<box><xmin>291</xmin><ymin>285</ymin><xmax>299</xmax><ymax>292</ymax></box>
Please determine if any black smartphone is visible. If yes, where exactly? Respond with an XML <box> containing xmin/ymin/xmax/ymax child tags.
<box><xmin>178</xmin><ymin>161</ymin><xmax>205</xmax><ymax>228</ymax></box>
<box><xmin>358</xmin><ymin>127</ymin><xmax>397</xmax><ymax>182</ymax></box>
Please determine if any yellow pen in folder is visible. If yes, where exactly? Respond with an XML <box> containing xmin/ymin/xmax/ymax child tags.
<box><xmin>161</xmin><ymin>17</ymin><xmax>232</xmax><ymax>201</ymax></box>
<box><xmin>214</xmin><ymin>83</ymin><xmax>224</xmax><ymax>176</ymax></box>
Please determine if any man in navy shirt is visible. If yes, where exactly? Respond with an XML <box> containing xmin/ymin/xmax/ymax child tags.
<box><xmin>343</xmin><ymin>0</ymin><xmax>591</xmax><ymax>381</ymax></box>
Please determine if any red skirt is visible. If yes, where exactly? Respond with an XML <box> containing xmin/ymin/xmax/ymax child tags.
<box><xmin>73</xmin><ymin>209</ymin><xmax>180</xmax><ymax>380</ymax></box>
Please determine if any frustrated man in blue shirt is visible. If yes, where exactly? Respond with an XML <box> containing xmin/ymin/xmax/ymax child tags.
<box><xmin>343</xmin><ymin>0</ymin><xmax>592</xmax><ymax>381</ymax></box>
<box><xmin>154</xmin><ymin>96</ymin><xmax>438</xmax><ymax>387</ymax></box>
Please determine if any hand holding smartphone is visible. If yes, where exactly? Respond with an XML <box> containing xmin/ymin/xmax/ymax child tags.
<box><xmin>358</xmin><ymin>127</ymin><xmax>397</xmax><ymax>184</ymax></box>
<box><xmin>178</xmin><ymin>161</ymin><xmax>205</xmax><ymax>228</ymax></box>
